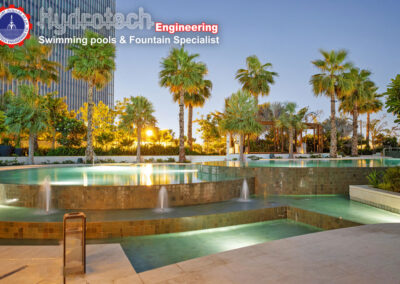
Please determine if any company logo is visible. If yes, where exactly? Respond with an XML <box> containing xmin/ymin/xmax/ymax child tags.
<box><xmin>0</xmin><ymin>5</ymin><xmax>32</xmax><ymax>48</ymax></box>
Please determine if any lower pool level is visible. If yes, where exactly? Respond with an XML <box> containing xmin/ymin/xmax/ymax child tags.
<box><xmin>102</xmin><ymin>219</ymin><xmax>321</xmax><ymax>272</ymax></box>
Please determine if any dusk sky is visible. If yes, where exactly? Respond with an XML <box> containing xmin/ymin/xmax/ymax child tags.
<box><xmin>115</xmin><ymin>0</ymin><xmax>400</xmax><ymax>141</ymax></box>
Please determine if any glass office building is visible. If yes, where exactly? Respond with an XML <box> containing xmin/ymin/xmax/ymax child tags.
<box><xmin>0</xmin><ymin>0</ymin><xmax>115</xmax><ymax>111</ymax></box>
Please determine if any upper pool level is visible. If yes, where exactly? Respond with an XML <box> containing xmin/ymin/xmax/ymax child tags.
<box><xmin>202</xmin><ymin>158</ymin><xmax>400</xmax><ymax>168</ymax></box>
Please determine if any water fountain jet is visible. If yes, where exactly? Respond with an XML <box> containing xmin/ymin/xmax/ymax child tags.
<box><xmin>155</xmin><ymin>186</ymin><xmax>170</xmax><ymax>213</ymax></box>
<box><xmin>39</xmin><ymin>176</ymin><xmax>52</xmax><ymax>213</ymax></box>
<box><xmin>238</xmin><ymin>179</ymin><xmax>251</xmax><ymax>202</ymax></box>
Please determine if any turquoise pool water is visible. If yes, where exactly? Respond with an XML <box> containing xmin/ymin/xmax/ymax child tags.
<box><xmin>1</xmin><ymin>195</ymin><xmax>399</xmax><ymax>224</ymax></box>
<box><xmin>106</xmin><ymin>220</ymin><xmax>321</xmax><ymax>272</ymax></box>
<box><xmin>204</xmin><ymin>158</ymin><xmax>400</xmax><ymax>168</ymax></box>
<box><xmin>270</xmin><ymin>195</ymin><xmax>400</xmax><ymax>224</ymax></box>
<box><xmin>0</xmin><ymin>165</ymin><xmax>231</xmax><ymax>186</ymax></box>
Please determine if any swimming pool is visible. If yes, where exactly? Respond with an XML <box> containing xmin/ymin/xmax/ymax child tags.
<box><xmin>96</xmin><ymin>219</ymin><xmax>322</xmax><ymax>272</ymax></box>
<box><xmin>0</xmin><ymin>164</ymin><xmax>231</xmax><ymax>186</ymax></box>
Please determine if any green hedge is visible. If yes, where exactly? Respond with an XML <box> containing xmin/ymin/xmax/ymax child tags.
<box><xmin>34</xmin><ymin>145</ymin><xmax>220</xmax><ymax>156</ymax></box>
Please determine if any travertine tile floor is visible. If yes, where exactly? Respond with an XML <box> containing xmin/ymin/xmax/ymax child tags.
<box><xmin>1</xmin><ymin>223</ymin><xmax>400</xmax><ymax>283</ymax></box>
<box><xmin>0</xmin><ymin>244</ymin><xmax>141</xmax><ymax>284</ymax></box>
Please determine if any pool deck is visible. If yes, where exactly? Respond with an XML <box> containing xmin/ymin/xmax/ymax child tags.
<box><xmin>1</xmin><ymin>223</ymin><xmax>399</xmax><ymax>283</ymax></box>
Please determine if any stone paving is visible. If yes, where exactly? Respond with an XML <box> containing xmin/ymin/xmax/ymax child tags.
<box><xmin>0</xmin><ymin>244</ymin><xmax>140</xmax><ymax>283</ymax></box>
<box><xmin>1</xmin><ymin>223</ymin><xmax>400</xmax><ymax>283</ymax></box>
<box><xmin>138</xmin><ymin>223</ymin><xmax>400</xmax><ymax>283</ymax></box>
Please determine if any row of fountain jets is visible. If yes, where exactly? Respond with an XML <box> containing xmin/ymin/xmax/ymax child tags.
<box><xmin>156</xmin><ymin>179</ymin><xmax>250</xmax><ymax>212</ymax></box>
<box><xmin>1</xmin><ymin>177</ymin><xmax>250</xmax><ymax>214</ymax></box>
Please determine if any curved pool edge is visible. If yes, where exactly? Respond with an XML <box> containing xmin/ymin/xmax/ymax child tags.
<box><xmin>0</xmin><ymin>205</ymin><xmax>360</xmax><ymax>240</ymax></box>
<box><xmin>1</xmin><ymin>177</ymin><xmax>255</xmax><ymax>210</ymax></box>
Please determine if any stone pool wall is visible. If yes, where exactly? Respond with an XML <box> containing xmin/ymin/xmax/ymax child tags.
<box><xmin>1</xmin><ymin>178</ymin><xmax>255</xmax><ymax>210</ymax></box>
<box><xmin>0</xmin><ymin>205</ymin><xmax>361</xmax><ymax>239</ymax></box>
<box><xmin>199</xmin><ymin>164</ymin><xmax>385</xmax><ymax>195</ymax></box>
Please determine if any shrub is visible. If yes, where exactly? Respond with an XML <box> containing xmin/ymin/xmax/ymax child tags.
<box><xmin>0</xmin><ymin>158</ymin><xmax>24</xmax><ymax>166</ymax></box>
<box><xmin>367</xmin><ymin>170</ymin><xmax>383</xmax><ymax>188</ymax></box>
<box><xmin>40</xmin><ymin>145</ymin><xmax>212</xmax><ymax>156</ymax></box>
<box><xmin>367</xmin><ymin>167</ymin><xmax>400</xmax><ymax>193</ymax></box>
<box><xmin>379</xmin><ymin>167</ymin><xmax>400</xmax><ymax>193</ymax></box>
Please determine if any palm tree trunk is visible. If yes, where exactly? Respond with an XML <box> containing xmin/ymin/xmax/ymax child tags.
<box><xmin>137</xmin><ymin>125</ymin><xmax>141</xmax><ymax>163</ymax></box>
<box><xmin>188</xmin><ymin>104</ymin><xmax>193</xmax><ymax>151</ymax></box>
<box><xmin>330</xmin><ymin>95</ymin><xmax>337</xmax><ymax>157</ymax></box>
<box><xmin>28</xmin><ymin>132</ymin><xmax>35</xmax><ymax>165</ymax></box>
<box><xmin>178</xmin><ymin>91</ymin><xmax>186</xmax><ymax>162</ymax></box>
<box><xmin>33</xmin><ymin>80</ymin><xmax>39</xmax><ymax>152</ymax></box>
<box><xmin>366</xmin><ymin>112</ymin><xmax>370</xmax><ymax>148</ymax></box>
<box><xmin>239</xmin><ymin>134</ymin><xmax>244</xmax><ymax>162</ymax></box>
<box><xmin>86</xmin><ymin>83</ymin><xmax>94</xmax><ymax>163</ymax></box>
<box><xmin>351</xmin><ymin>105</ymin><xmax>358</xmax><ymax>156</ymax></box>
<box><xmin>288</xmin><ymin>127</ymin><xmax>294</xmax><ymax>159</ymax></box>
<box><xmin>226</xmin><ymin>133</ymin><xmax>230</xmax><ymax>156</ymax></box>
<box><xmin>281</xmin><ymin>128</ymin><xmax>284</xmax><ymax>152</ymax></box>
<box><xmin>52</xmin><ymin>128</ymin><xmax>56</xmax><ymax>150</ymax></box>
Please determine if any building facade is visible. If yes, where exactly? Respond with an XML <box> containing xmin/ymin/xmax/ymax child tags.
<box><xmin>0</xmin><ymin>0</ymin><xmax>115</xmax><ymax>111</ymax></box>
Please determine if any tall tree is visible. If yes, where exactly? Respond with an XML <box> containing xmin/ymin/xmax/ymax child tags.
<box><xmin>10</xmin><ymin>37</ymin><xmax>59</xmax><ymax>91</ymax></box>
<box><xmin>44</xmin><ymin>92</ymin><xmax>68</xmax><ymax>149</ymax></box>
<box><xmin>120</xmin><ymin>96</ymin><xmax>157</xmax><ymax>162</ymax></box>
<box><xmin>10</xmin><ymin>37</ymin><xmax>59</xmax><ymax>151</ymax></box>
<box><xmin>258</xmin><ymin>102</ymin><xmax>286</xmax><ymax>151</ymax></box>
<box><xmin>310</xmin><ymin>49</ymin><xmax>352</xmax><ymax>157</ymax></box>
<box><xmin>339</xmin><ymin>68</ymin><xmax>375</xmax><ymax>156</ymax></box>
<box><xmin>385</xmin><ymin>74</ymin><xmax>400</xmax><ymax>124</ymax></box>
<box><xmin>67</xmin><ymin>30</ymin><xmax>116</xmax><ymax>163</ymax></box>
<box><xmin>359</xmin><ymin>95</ymin><xmax>382</xmax><ymax>148</ymax></box>
<box><xmin>79</xmin><ymin>101</ymin><xmax>116</xmax><ymax>150</ymax></box>
<box><xmin>236</xmin><ymin>55</ymin><xmax>278</xmax><ymax>104</ymax></box>
<box><xmin>0</xmin><ymin>46</ymin><xmax>12</xmax><ymax>81</ymax></box>
<box><xmin>174</xmin><ymin>79</ymin><xmax>212</xmax><ymax>150</ymax></box>
<box><xmin>276</xmin><ymin>103</ymin><xmax>308</xmax><ymax>159</ymax></box>
<box><xmin>159</xmin><ymin>47</ymin><xmax>206</xmax><ymax>162</ymax></box>
<box><xmin>220</xmin><ymin>90</ymin><xmax>262</xmax><ymax>162</ymax></box>
<box><xmin>5</xmin><ymin>85</ymin><xmax>48</xmax><ymax>164</ymax></box>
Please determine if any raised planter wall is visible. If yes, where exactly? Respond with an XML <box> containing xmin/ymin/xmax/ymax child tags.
<box><xmin>350</xmin><ymin>185</ymin><xmax>400</xmax><ymax>214</ymax></box>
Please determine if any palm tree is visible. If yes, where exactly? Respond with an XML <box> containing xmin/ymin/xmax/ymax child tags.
<box><xmin>359</xmin><ymin>96</ymin><xmax>383</xmax><ymax>148</ymax></box>
<box><xmin>44</xmin><ymin>92</ymin><xmax>68</xmax><ymax>149</ymax></box>
<box><xmin>258</xmin><ymin>102</ymin><xmax>286</xmax><ymax>151</ymax></box>
<box><xmin>339</xmin><ymin>68</ymin><xmax>375</xmax><ymax>156</ymax></box>
<box><xmin>10</xmin><ymin>37</ymin><xmax>59</xmax><ymax>151</ymax></box>
<box><xmin>5</xmin><ymin>85</ymin><xmax>48</xmax><ymax>164</ymax></box>
<box><xmin>310</xmin><ymin>49</ymin><xmax>352</xmax><ymax>157</ymax></box>
<box><xmin>67</xmin><ymin>30</ymin><xmax>116</xmax><ymax>163</ymax></box>
<box><xmin>120</xmin><ymin>96</ymin><xmax>156</xmax><ymax>162</ymax></box>
<box><xmin>276</xmin><ymin>103</ymin><xmax>308</xmax><ymax>158</ymax></box>
<box><xmin>236</xmin><ymin>55</ymin><xmax>278</xmax><ymax>104</ymax></box>
<box><xmin>10</xmin><ymin>37</ymin><xmax>59</xmax><ymax>92</ymax></box>
<box><xmin>173</xmin><ymin>79</ymin><xmax>212</xmax><ymax>150</ymax></box>
<box><xmin>159</xmin><ymin>47</ymin><xmax>206</xmax><ymax>162</ymax></box>
<box><xmin>0</xmin><ymin>46</ymin><xmax>12</xmax><ymax>81</ymax></box>
<box><xmin>220</xmin><ymin>90</ymin><xmax>262</xmax><ymax>162</ymax></box>
<box><xmin>369</xmin><ymin>117</ymin><xmax>389</xmax><ymax>151</ymax></box>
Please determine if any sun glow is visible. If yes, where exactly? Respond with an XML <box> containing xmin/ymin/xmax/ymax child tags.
<box><xmin>146</xmin><ymin>129</ymin><xmax>154</xmax><ymax>137</ymax></box>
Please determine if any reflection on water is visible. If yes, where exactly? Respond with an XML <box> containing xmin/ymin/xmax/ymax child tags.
<box><xmin>0</xmin><ymin>165</ymin><xmax>232</xmax><ymax>186</ymax></box>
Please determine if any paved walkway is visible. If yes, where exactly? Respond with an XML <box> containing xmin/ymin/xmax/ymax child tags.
<box><xmin>0</xmin><ymin>244</ymin><xmax>140</xmax><ymax>284</ymax></box>
<box><xmin>138</xmin><ymin>223</ymin><xmax>400</xmax><ymax>283</ymax></box>
<box><xmin>0</xmin><ymin>223</ymin><xmax>399</xmax><ymax>283</ymax></box>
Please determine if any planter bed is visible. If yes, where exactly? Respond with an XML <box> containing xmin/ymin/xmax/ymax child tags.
<box><xmin>350</xmin><ymin>185</ymin><xmax>400</xmax><ymax>214</ymax></box>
